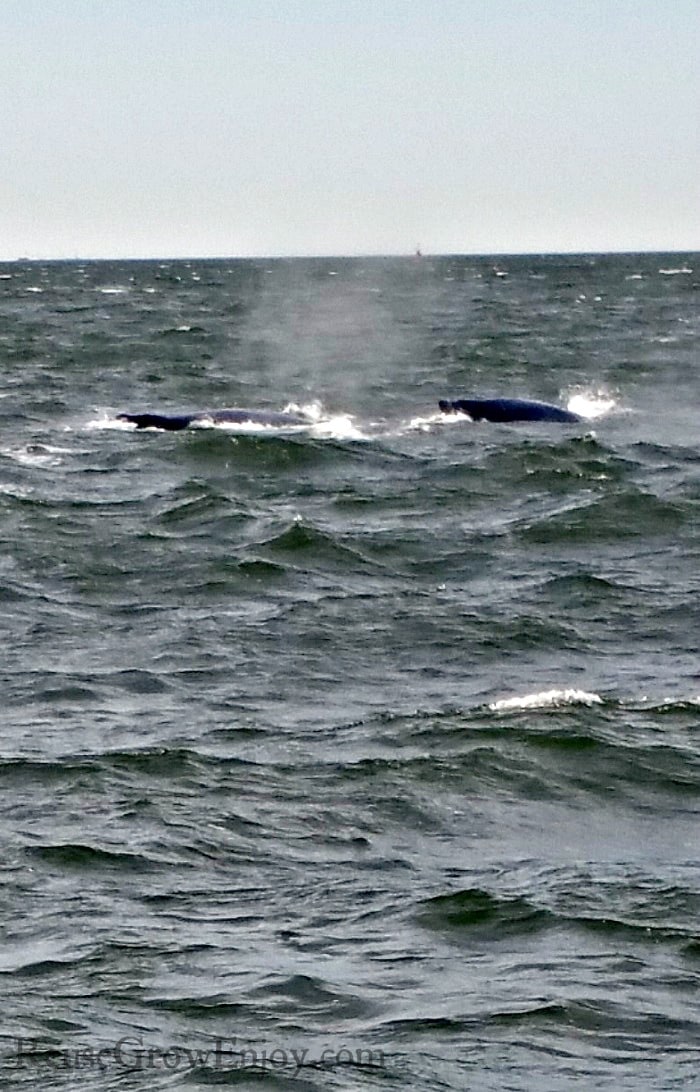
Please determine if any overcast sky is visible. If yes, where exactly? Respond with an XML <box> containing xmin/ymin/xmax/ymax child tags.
<box><xmin>2</xmin><ymin>0</ymin><xmax>698</xmax><ymax>259</ymax></box>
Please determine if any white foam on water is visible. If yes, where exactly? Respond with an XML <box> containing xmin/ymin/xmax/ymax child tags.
<box><xmin>401</xmin><ymin>409</ymin><xmax>472</xmax><ymax>434</ymax></box>
<box><xmin>309</xmin><ymin>414</ymin><xmax>367</xmax><ymax>441</ymax></box>
<box><xmin>1</xmin><ymin>442</ymin><xmax>81</xmax><ymax>468</ymax></box>
<box><xmin>489</xmin><ymin>688</ymin><xmax>603</xmax><ymax>712</ymax></box>
<box><xmin>282</xmin><ymin>400</ymin><xmax>324</xmax><ymax>421</ymax></box>
<box><xmin>194</xmin><ymin>416</ymin><xmax>307</xmax><ymax>435</ymax></box>
<box><xmin>566</xmin><ymin>389</ymin><xmax>618</xmax><ymax>419</ymax></box>
<box><xmin>284</xmin><ymin>401</ymin><xmax>368</xmax><ymax>440</ymax></box>
<box><xmin>0</xmin><ymin>481</ymin><xmax>33</xmax><ymax>498</ymax></box>
<box><xmin>86</xmin><ymin>412</ymin><xmax>135</xmax><ymax>431</ymax></box>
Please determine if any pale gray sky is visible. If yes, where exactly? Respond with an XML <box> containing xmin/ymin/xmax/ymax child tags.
<box><xmin>2</xmin><ymin>0</ymin><xmax>698</xmax><ymax>258</ymax></box>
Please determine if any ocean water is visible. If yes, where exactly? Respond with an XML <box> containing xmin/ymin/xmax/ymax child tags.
<box><xmin>0</xmin><ymin>252</ymin><xmax>698</xmax><ymax>1090</ymax></box>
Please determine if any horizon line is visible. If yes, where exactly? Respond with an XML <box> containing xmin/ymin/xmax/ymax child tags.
<box><xmin>1</xmin><ymin>246</ymin><xmax>697</xmax><ymax>264</ymax></box>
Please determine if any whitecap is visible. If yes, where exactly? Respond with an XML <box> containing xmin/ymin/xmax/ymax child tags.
<box><xmin>488</xmin><ymin>688</ymin><xmax>603</xmax><ymax>712</ymax></box>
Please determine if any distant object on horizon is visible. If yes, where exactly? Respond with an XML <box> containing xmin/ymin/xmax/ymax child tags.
<box><xmin>118</xmin><ymin>407</ymin><xmax>309</xmax><ymax>431</ymax></box>
<box><xmin>438</xmin><ymin>397</ymin><xmax>582</xmax><ymax>423</ymax></box>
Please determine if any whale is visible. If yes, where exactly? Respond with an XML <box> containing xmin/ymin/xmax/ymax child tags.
<box><xmin>438</xmin><ymin>398</ymin><xmax>582</xmax><ymax>423</ymax></box>
<box><xmin>117</xmin><ymin>407</ymin><xmax>309</xmax><ymax>431</ymax></box>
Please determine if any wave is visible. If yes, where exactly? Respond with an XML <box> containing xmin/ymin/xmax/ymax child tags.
<box><xmin>488</xmin><ymin>689</ymin><xmax>603</xmax><ymax>712</ymax></box>
<box><xmin>419</xmin><ymin>869</ymin><xmax>700</xmax><ymax>949</ymax></box>
<box><xmin>0</xmin><ymin>939</ymin><xmax>97</xmax><ymax>978</ymax></box>
<box><xmin>520</xmin><ymin>488</ymin><xmax>691</xmax><ymax>543</ymax></box>
<box><xmin>26</xmin><ymin>843</ymin><xmax>155</xmax><ymax>872</ymax></box>
<box><xmin>252</xmin><ymin>516</ymin><xmax>381</xmax><ymax>575</ymax></box>
<box><xmin>322</xmin><ymin>689</ymin><xmax>700</xmax><ymax>805</ymax></box>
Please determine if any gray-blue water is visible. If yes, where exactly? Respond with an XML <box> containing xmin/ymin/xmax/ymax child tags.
<box><xmin>1</xmin><ymin>253</ymin><xmax>699</xmax><ymax>1090</ymax></box>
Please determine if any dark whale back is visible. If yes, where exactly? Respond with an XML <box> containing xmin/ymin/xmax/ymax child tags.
<box><xmin>118</xmin><ymin>408</ymin><xmax>308</xmax><ymax>431</ymax></box>
<box><xmin>438</xmin><ymin>398</ymin><xmax>581</xmax><ymax>423</ymax></box>
<box><xmin>118</xmin><ymin>412</ymin><xmax>195</xmax><ymax>430</ymax></box>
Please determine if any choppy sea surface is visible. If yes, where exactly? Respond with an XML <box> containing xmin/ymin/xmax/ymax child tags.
<box><xmin>1</xmin><ymin>253</ymin><xmax>698</xmax><ymax>1090</ymax></box>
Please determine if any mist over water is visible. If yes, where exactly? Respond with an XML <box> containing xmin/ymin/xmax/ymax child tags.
<box><xmin>1</xmin><ymin>253</ymin><xmax>699</xmax><ymax>1090</ymax></box>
